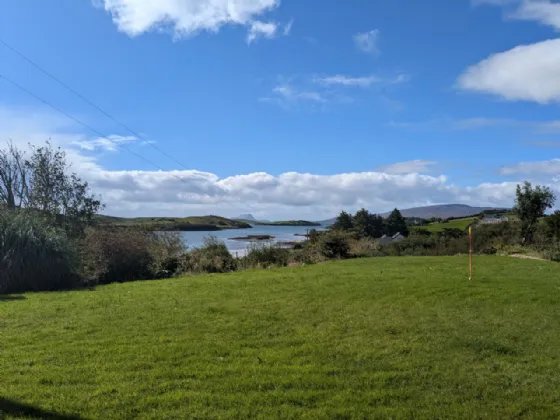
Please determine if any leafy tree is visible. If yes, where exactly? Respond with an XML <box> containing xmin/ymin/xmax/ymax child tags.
<box><xmin>514</xmin><ymin>182</ymin><xmax>556</xmax><ymax>243</ymax></box>
<box><xmin>332</xmin><ymin>211</ymin><xmax>354</xmax><ymax>231</ymax></box>
<box><xmin>353</xmin><ymin>208</ymin><xmax>384</xmax><ymax>238</ymax></box>
<box><xmin>544</xmin><ymin>210</ymin><xmax>560</xmax><ymax>239</ymax></box>
<box><xmin>385</xmin><ymin>208</ymin><xmax>408</xmax><ymax>236</ymax></box>
<box><xmin>0</xmin><ymin>141</ymin><xmax>104</xmax><ymax>234</ymax></box>
<box><xmin>0</xmin><ymin>142</ymin><xmax>28</xmax><ymax>210</ymax></box>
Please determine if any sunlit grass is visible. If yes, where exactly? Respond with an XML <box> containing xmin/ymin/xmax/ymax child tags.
<box><xmin>1</xmin><ymin>256</ymin><xmax>560</xmax><ymax>419</ymax></box>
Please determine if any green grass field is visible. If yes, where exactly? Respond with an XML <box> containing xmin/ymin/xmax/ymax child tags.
<box><xmin>2</xmin><ymin>257</ymin><xmax>560</xmax><ymax>419</ymax></box>
<box><xmin>411</xmin><ymin>216</ymin><xmax>477</xmax><ymax>233</ymax></box>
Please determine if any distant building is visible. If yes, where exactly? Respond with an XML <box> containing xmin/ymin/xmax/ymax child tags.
<box><xmin>481</xmin><ymin>214</ymin><xmax>509</xmax><ymax>224</ymax></box>
<box><xmin>377</xmin><ymin>232</ymin><xmax>406</xmax><ymax>246</ymax></box>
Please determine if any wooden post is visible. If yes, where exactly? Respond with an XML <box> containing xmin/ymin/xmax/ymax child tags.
<box><xmin>469</xmin><ymin>226</ymin><xmax>473</xmax><ymax>281</ymax></box>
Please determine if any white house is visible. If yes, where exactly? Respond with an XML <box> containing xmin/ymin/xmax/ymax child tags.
<box><xmin>377</xmin><ymin>232</ymin><xmax>406</xmax><ymax>246</ymax></box>
<box><xmin>481</xmin><ymin>214</ymin><xmax>509</xmax><ymax>224</ymax></box>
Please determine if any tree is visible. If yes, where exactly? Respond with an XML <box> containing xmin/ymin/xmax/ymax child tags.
<box><xmin>26</xmin><ymin>142</ymin><xmax>104</xmax><ymax>233</ymax></box>
<box><xmin>544</xmin><ymin>210</ymin><xmax>560</xmax><ymax>239</ymax></box>
<box><xmin>514</xmin><ymin>182</ymin><xmax>556</xmax><ymax>243</ymax></box>
<box><xmin>353</xmin><ymin>208</ymin><xmax>384</xmax><ymax>238</ymax></box>
<box><xmin>332</xmin><ymin>211</ymin><xmax>354</xmax><ymax>231</ymax></box>
<box><xmin>0</xmin><ymin>142</ymin><xmax>28</xmax><ymax>210</ymax></box>
<box><xmin>0</xmin><ymin>141</ymin><xmax>104</xmax><ymax>234</ymax></box>
<box><xmin>385</xmin><ymin>208</ymin><xmax>408</xmax><ymax>236</ymax></box>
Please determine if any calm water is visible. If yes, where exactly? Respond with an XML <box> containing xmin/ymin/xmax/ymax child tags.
<box><xmin>179</xmin><ymin>225</ymin><xmax>320</xmax><ymax>256</ymax></box>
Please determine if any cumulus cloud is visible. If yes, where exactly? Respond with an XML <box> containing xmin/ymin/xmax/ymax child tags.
<box><xmin>461</xmin><ymin>1</ymin><xmax>560</xmax><ymax>103</ymax></box>
<box><xmin>94</xmin><ymin>0</ymin><xmax>288</xmax><ymax>42</ymax></box>
<box><xmin>377</xmin><ymin>160</ymin><xmax>437</xmax><ymax>175</ymax></box>
<box><xmin>354</xmin><ymin>30</ymin><xmax>380</xmax><ymax>54</ymax></box>
<box><xmin>457</xmin><ymin>39</ymin><xmax>560</xmax><ymax>103</ymax></box>
<box><xmin>501</xmin><ymin>158</ymin><xmax>560</xmax><ymax>175</ymax></box>
<box><xmin>2</xmin><ymin>106</ymin><xmax>558</xmax><ymax>218</ymax></box>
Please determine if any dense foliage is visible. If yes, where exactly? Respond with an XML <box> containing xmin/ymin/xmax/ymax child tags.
<box><xmin>0</xmin><ymin>210</ymin><xmax>80</xmax><ymax>293</ymax></box>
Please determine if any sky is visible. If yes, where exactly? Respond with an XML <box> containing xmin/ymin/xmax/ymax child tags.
<box><xmin>1</xmin><ymin>0</ymin><xmax>559</xmax><ymax>220</ymax></box>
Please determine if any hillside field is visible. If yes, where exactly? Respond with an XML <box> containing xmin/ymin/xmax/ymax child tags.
<box><xmin>411</xmin><ymin>216</ymin><xmax>477</xmax><ymax>233</ymax></box>
<box><xmin>1</xmin><ymin>257</ymin><xmax>560</xmax><ymax>419</ymax></box>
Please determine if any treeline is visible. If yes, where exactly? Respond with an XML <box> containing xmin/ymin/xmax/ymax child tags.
<box><xmin>331</xmin><ymin>208</ymin><xmax>409</xmax><ymax>238</ymax></box>
<box><xmin>2</xmin><ymin>141</ymin><xmax>559</xmax><ymax>294</ymax></box>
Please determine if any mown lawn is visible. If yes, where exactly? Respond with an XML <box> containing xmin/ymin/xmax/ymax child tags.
<box><xmin>1</xmin><ymin>257</ymin><xmax>560</xmax><ymax>419</ymax></box>
<box><xmin>411</xmin><ymin>216</ymin><xmax>477</xmax><ymax>233</ymax></box>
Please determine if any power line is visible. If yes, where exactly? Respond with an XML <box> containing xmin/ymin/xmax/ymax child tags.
<box><xmin>0</xmin><ymin>72</ymin><xmax>250</xmax><ymax>213</ymax></box>
<box><xmin>0</xmin><ymin>37</ymin><xmax>191</xmax><ymax>171</ymax></box>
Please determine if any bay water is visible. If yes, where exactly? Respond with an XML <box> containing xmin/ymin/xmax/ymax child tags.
<box><xmin>179</xmin><ymin>225</ymin><xmax>320</xmax><ymax>256</ymax></box>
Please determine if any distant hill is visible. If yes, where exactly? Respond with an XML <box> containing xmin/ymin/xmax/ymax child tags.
<box><xmin>257</xmin><ymin>220</ymin><xmax>321</xmax><ymax>227</ymax></box>
<box><xmin>94</xmin><ymin>215</ymin><xmax>251</xmax><ymax>231</ymax></box>
<box><xmin>318</xmin><ymin>217</ymin><xmax>337</xmax><ymax>226</ymax></box>
<box><xmin>234</xmin><ymin>214</ymin><xmax>270</xmax><ymax>223</ymax></box>
<box><xmin>318</xmin><ymin>204</ymin><xmax>507</xmax><ymax>225</ymax></box>
<box><xmin>380</xmin><ymin>204</ymin><xmax>507</xmax><ymax>219</ymax></box>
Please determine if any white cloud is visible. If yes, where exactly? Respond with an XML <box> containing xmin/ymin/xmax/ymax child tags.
<box><xmin>313</xmin><ymin>75</ymin><xmax>382</xmax><ymax>87</ymax></box>
<box><xmin>72</xmin><ymin>134</ymin><xmax>137</xmax><ymax>152</ymax></box>
<box><xmin>260</xmin><ymin>84</ymin><xmax>326</xmax><ymax>108</ymax></box>
<box><xmin>501</xmin><ymin>158</ymin><xmax>560</xmax><ymax>175</ymax></box>
<box><xmin>313</xmin><ymin>74</ymin><xmax>409</xmax><ymax>88</ymax></box>
<box><xmin>512</xmin><ymin>0</ymin><xmax>560</xmax><ymax>30</ymax></box>
<box><xmin>95</xmin><ymin>0</ymin><xmax>287</xmax><ymax>42</ymax></box>
<box><xmin>354</xmin><ymin>30</ymin><xmax>380</xmax><ymax>54</ymax></box>
<box><xmin>457</xmin><ymin>38</ymin><xmax>560</xmax><ymax>103</ymax></box>
<box><xmin>247</xmin><ymin>20</ymin><xmax>278</xmax><ymax>43</ymax></box>
<box><xmin>2</xmin><ymin>106</ymin><xmax>559</xmax><ymax>218</ymax></box>
<box><xmin>377</xmin><ymin>160</ymin><xmax>437</xmax><ymax>175</ymax></box>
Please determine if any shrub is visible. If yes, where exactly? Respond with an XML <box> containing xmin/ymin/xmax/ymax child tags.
<box><xmin>180</xmin><ymin>236</ymin><xmax>237</xmax><ymax>274</ymax></box>
<box><xmin>316</xmin><ymin>231</ymin><xmax>351</xmax><ymax>259</ymax></box>
<box><xmin>148</xmin><ymin>232</ymin><xmax>187</xmax><ymax>278</ymax></box>
<box><xmin>0</xmin><ymin>211</ymin><xmax>80</xmax><ymax>293</ymax></box>
<box><xmin>82</xmin><ymin>228</ymin><xmax>154</xmax><ymax>284</ymax></box>
<box><xmin>349</xmin><ymin>238</ymin><xmax>383</xmax><ymax>258</ymax></box>
<box><xmin>291</xmin><ymin>247</ymin><xmax>328</xmax><ymax>265</ymax></box>
<box><xmin>242</xmin><ymin>244</ymin><xmax>290</xmax><ymax>268</ymax></box>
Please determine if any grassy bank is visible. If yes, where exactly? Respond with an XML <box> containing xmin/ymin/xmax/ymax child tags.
<box><xmin>94</xmin><ymin>215</ymin><xmax>251</xmax><ymax>231</ymax></box>
<box><xmin>2</xmin><ymin>257</ymin><xmax>560</xmax><ymax>418</ymax></box>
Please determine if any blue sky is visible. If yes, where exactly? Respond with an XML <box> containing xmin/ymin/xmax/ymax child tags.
<box><xmin>0</xmin><ymin>0</ymin><xmax>559</xmax><ymax>219</ymax></box>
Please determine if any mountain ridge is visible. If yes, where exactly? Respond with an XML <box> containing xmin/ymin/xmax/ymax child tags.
<box><xmin>318</xmin><ymin>204</ymin><xmax>508</xmax><ymax>225</ymax></box>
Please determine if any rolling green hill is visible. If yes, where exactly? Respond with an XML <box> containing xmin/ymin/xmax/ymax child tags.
<box><xmin>94</xmin><ymin>215</ymin><xmax>251</xmax><ymax>231</ymax></box>
<box><xmin>2</xmin><ymin>257</ymin><xmax>559</xmax><ymax>418</ymax></box>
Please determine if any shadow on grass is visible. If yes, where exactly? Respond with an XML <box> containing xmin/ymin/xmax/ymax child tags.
<box><xmin>0</xmin><ymin>295</ymin><xmax>26</xmax><ymax>301</ymax></box>
<box><xmin>0</xmin><ymin>397</ymin><xmax>84</xmax><ymax>419</ymax></box>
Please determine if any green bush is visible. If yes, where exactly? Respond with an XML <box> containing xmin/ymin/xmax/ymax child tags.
<box><xmin>317</xmin><ymin>231</ymin><xmax>351</xmax><ymax>259</ymax></box>
<box><xmin>82</xmin><ymin>228</ymin><xmax>153</xmax><ymax>284</ymax></box>
<box><xmin>0</xmin><ymin>211</ymin><xmax>80</xmax><ymax>293</ymax></box>
<box><xmin>180</xmin><ymin>236</ymin><xmax>237</xmax><ymax>274</ymax></box>
<box><xmin>148</xmin><ymin>232</ymin><xmax>187</xmax><ymax>278</ymax></box>
<box><xmin>349</xmin><ymin>238</ymin><xmax>383</xmax><ymax>258</ymax></box>
<box><xmin>82</xmin><ymin>229</ymin><xmax>185</xmax><ymax>284</ymax></box>
<box><xmin>242</xmin><ymin>244</ymin><xmax>290</xmax><ymax>268</ymax></box>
